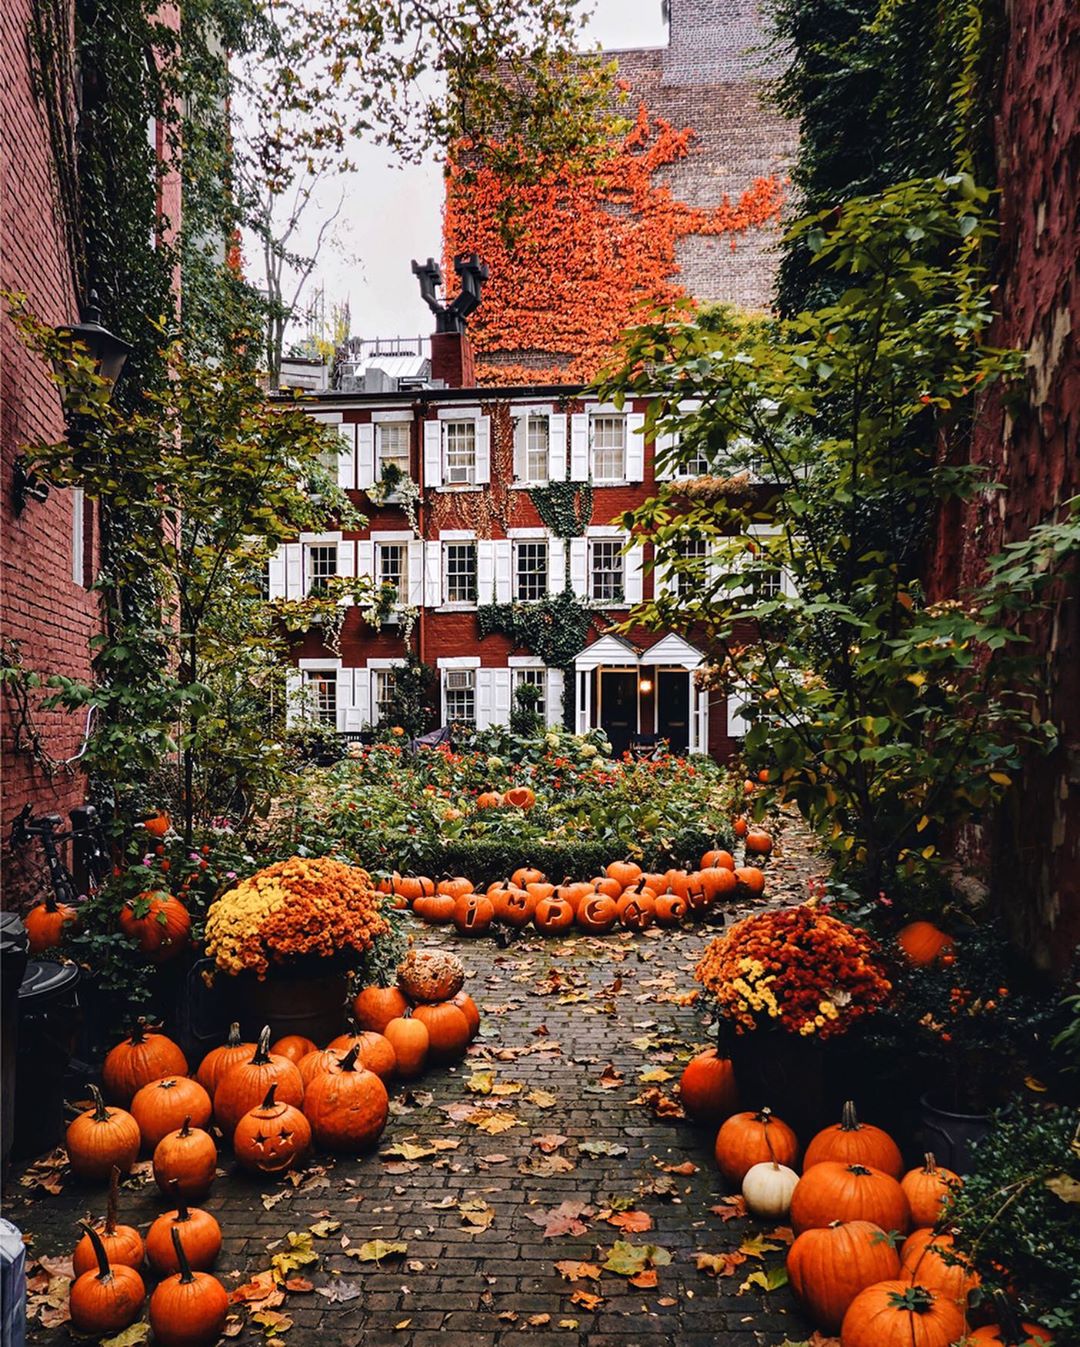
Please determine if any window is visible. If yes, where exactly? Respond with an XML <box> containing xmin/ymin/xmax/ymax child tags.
<box><xmin>514</xmin><ymin>668</ymin><xmax>546</xmax><ymax>721</ymax></box>
<box><xmin>305</xmin><ymin>670</ymin><xmax>337</xmax><ymax>725</ymax></box>
<box><xmin>589</xmin><ymin>539</ymin><xmax>624</xmax><ymax>602</ymax></box>
<box><xmin>306</xmin><ymin>544</ymin><xmax>337</xmax><ymax>595</ymax></box>
<box><xmin>525</xmin><ymin>414</ymin><xmax>549</xmax><ymax>482</ymax></box>
<box><xmin>317</xmin><ymin>437</ymin><xmax>341</xmax><ymax>480</ymax></box>
<box><xmin>591</xmin><ymin>414</ymin><xmax>626</xmax><ymax>482</ymax></box>
<box><xmin>444</xmin><ymin>421</ymin><xmax>477</xmax><ymax>485</ymax></box>
<box><xmin>750</xmin><ymin>562</ymin><xmax>783</xmax><ymax>598</ymax></box>
<box><xmin>514</xmin><ymin>541</ymin><xmax>548</xmax><ymax>601</ymax></box>
<box><xmin>376</xmin><ymin>543</ymin><xmax>406</xmax><ymax>598</ymax></box>
<box><xmin>377</xmin><ymin>422</ymin><xmax>410</xmax><ymax>476</ymax></box>
<box><xmin>373</xmin><ymin>669</ymin><xmax>396</xmax><ymax>725</ymax></box>
<box><xmin>444</xmin><ymin>542</ymin><xmax>478</xmax><ymax>604</ymax></box>
<box><xmin>72</xmin><ymin>487</ymin><xmax>85</xmax><ymax>586</ymax></box>
<box><xmin>679</xmin><ymin>441</ymin><xmax>714</xmax><ymax>477</ymax></box>
<box><xmin>444</xmin><ymin>669</ymin><xmax>476</xmax><ymax>725</ymax></box>
<box><xmin>673</xmin><ymin>537</ymin><xmax>708</xmax><ymax>597</ymax></box>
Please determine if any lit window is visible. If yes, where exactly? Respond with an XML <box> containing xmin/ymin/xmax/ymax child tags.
<box><xmin>444</xmin><ymin>421</ymin><xmax>477</xmax><ymax>484</ymax></box>
<box><xmin>514</xmin><ymin>541</ymin><xmax>548</xmax><ymax>601</ymax></box>
<box><xmin>376</xmin><ymin>543</ymin><xmax>406</xmax><ymax>598</ymax></box>
<box><xmin>307</xmin><ymin>545</ymin><xmax>337</xmax><ymax>595</ymax></box>
<box><xmin>526</xmin><ymin>414</ymin><xmax>549</xmax><ymax>482</ymax></box>
<box><xmin>305</xmin><ymin>670</ymin><xmax>337</xmax><ymax>725</ymax></box>
<box><xmin>444</xmin><ymin>542</ymin><xmax>477</xmax><ymax>604</ymax></box>
<box><xmin>589</xmin><ymin>539</ymin><xmax>624</xmax><ymax>602</ymax></box>
<box><xmin>373</xmin><ymin>669</ymin><xmax>396</xmax><ymax>725</ymax></box>
<box><xmin>591</xmin><ymin>415</ymin><xmax>626</xmax><ymax>482</ymax></box>
<box><xmin>673</xmin><ymin>537</ymin><xmax>708</xmax><ymax>597</ymax></box>
<box><xmin>514</xmin><ymin>668</ymin><xmax>546</xmax><ymax>720</ymax></box>
<box><xmin>444</xmin><ymin>669</ymin><xmax>476</xmax><ymax>725</ymax></box>
<box><xmin>377</xmin><ymin>422</ymin><xmax>410</xmax><ymax>476</ymax></box>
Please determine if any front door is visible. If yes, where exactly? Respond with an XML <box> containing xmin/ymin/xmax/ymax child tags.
<box><xmin>600</xmin><ymin>671</ymin><xmax>637</xmax><ymax>757</ymax></box>
<box><xmin>657</xmin><ymin>670</ymin><xmax>690</xmax><ymax>753</ymax></box>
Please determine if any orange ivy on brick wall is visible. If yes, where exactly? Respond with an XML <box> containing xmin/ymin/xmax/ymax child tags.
<box><xmin>443</xmin><ymin>103</ymin><xmax>785</xmax><ymax>384</ymax></box>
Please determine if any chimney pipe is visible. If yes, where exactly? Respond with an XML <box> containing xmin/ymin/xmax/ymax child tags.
<box><xmin>411</xmin><ymin>253</ymin><xmax>488</xmax><ymax>388</ymax></box>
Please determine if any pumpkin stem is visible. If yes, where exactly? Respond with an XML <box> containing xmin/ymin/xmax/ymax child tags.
<box><xmin>923</xmin><ymin>1152</ymin><xmax>937</xmax><ymax>1174</ymax></box>
<box><xmin>847</xmin><ymin>1163</ymin><xmax>873</xmax><ymax>1175</ymax></box>
<box><xmin>225</xmin><ymin>1021</ymin><xmax>242</xmax><ymax>1047</ymax></box>
<box><xmin>840</xmin><ymin>1100</ymin><xmax>861</xmax><ymax>1131</ymax></box>
<box><xmin>105</xmin><ymin>1165</ymin><xmax>120</xmax><ymax>1235</ymax></box>
<box><xmin>78</xmin><ymin>1220</ymin><xmax>113</xmax><ymax>1282</ymax></box>
<box><xmin>43</xmin><ymin>892</ymin><xmax>59</xmax><ymax>913</ymax></box>
<box><xmin>251</xmin><ymin>1025</ymin><xmax>272</xmax><ymax>1065</ymax></box>
<box><xmin>338</xmin><ymin>1045</ymin><xmax>361</xmax><ymax>1072</ymax></box>
<box><xmin>88</xmin><ymin>1084</ymin><xmax>110</xmax><ymax>1123</ymax></box>
<box><xmin>178</xmin><ymin>1115</ymin><xmax>193</xmax><ymax>1138</ymax></box>
<box><xmin>170</xmin><ymin>1225</ymin><xmax>196</xmax><ymax>1285</ymax></box>
<box><xmin>167</xmin><ymin>1178</ymin><xmax>191</xmax><ymax>1222</ymax></box>
<box><xmin>260</xmin><ymin>1083</ymin><xmax>279</xmax><ymax>1110</ymax></box>
<box><xmin>129</xmin><ymin>1017</ymin><xmax>149</xmax><ymax>1045</ymax></box>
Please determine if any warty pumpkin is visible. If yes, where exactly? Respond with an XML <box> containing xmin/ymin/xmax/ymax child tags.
<box><xmin>233</xmin><ymin>1083</ymin><xmax>312</xmax><ymax>1174</ymax></box>
<box><xmin>839</xmin><ymin>1280</ymin><xmax>964</xmax><ymax>1347</ymax></box>
<box><xmin>66</xmin><ymin>1086</ymin><xmax>140</xmax><ymax>1181</ymax></box>
<box><xmin>146</xmin><ymin>1179</ymin><xmax>222</xmax><ymax>1274</ymax></box>
<box><xmin>103</xmin><ymin>1021</ymin><xmax>188</xmax><ymax>1106</ymax></box>
<box><xmin>195</xmin><ymin>1023</ymin><xmax>255</xmax><ymax>1095</ymax></box>
<box><xmin>148</xmin><ymin>1227</ymin><xmax>229</xmax><ymax>1347</ymax></box>
<box><xmin>803</xmin><ymin>1100</ymin><xmax>904</xmax><ymax>1178</ymax></box>
<box><xmin>69</xmin><ymin>1221</ymin><xmax>146</xmax><ymax>1336</ymax></box>
<box><xmin>714</xmin><ymin>1108</ymin><xmax>800</xmax><ymax>1186</ymax></box>
<box><xmin>678</xmin><ymin>1049</ymin><xmax>739</xmax><ymax>1123</ymax></box>
<box><xmin>130</xmin><ymin>1075</ymin><xmax>213</xmax><ymax>1153</ymax></box>
<box><xmin>790</xmin><ymin>1161</ymin><xmax>911</xmax><ymax>1236</ymax></box>
<box><xmin>397</xmin><ymin>948</ymin><xmax>465</xmax><ymax>1003</ymax></box>
<box><xmin>72</xmin><ymin>1168</ymin><xmax>144</xmax><ymax>1277</ymax></box>
<box><xmin>153</xmin><ymin>1116</ymin><xmax>218</xmax><ymax>1199</ymax></box>
<box><xmin>786</xmin><ymin>1219</ymin><xmax>901</xmax><ymax>1333</ymax></box>
<box><xmin>900</xmin><ymin>1153</ymin><xmax>961</xmax><ymax>1228</ymax></box>
<box><xmin>302</xmin><ymin>1045</ymin><xmax>389</xmax><ymax>1151</ymax></box>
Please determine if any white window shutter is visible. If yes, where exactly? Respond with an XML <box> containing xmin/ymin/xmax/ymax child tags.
<box><xmin>492</xmin><ymin>540</ymin><xmax>511</xmax><ymax>602</ymax></box>
<box><xmin>570</xmin><ymin>414</ymin><xmax>589</xmax><ymax>479</ymax></box>
<box><xmin>512</xmin><ymin>413</ymin><xmax>527</xmax><ymax>482</ymax></box>
<box><xmin>546</xmin><ymin>669</ymin><xmax>565</xmax><ymax>728</ymax></box>
<box><xmin>549</xmin><ymin>413</ymin><xmax>568</xmax><ymax>482</ymax></box>
<box><xmin>407</xmin><ymin>540</ymin><xmax>425</xmax><ymax>606</ymax></box>
<box><xmin>335</xmin><ymin>668</ymin><xmax>354</xmax><ymax>731</ymax></box>
<box><xmin>355</xmin><ymin>540</ymin><xmax>374</xmax><ymax>581</ymax></box>
<box><xmin>477</xmin><ymin>539</ymin><xmax>495</xmax><ymax>602</ymax></box>
<box><xmin>475</xmin><ymin>416</ymin><xmax>491</xmax><ymax>484</ymax></box>
<box><xmin>626</xmin><ymin>412</ymin><xmax>646</xmax><ymax>482</ymax></box>
<box><xmin>351</xmin><ymin>669</ymin><xmax>371</xmax><ymax>729</ymax></box>
<box><xmin>624</xmin><ymin>542</ymin><xmax>643</xmax><ymax>604</ymax></box>
<box><xmin>548</xmin><ymin>537</ymin><xmax>566</xmax><ymax>593</ymax></box>
<box><xmin>337</xmin><ymin>540</ymin><xmax>355</xmax><ymax>578</ymax></box>
<box><xmin>424</xmin><ymin>540</ymin><xmax>442</xmax><ymax>607</ymax></box>
<box><xmin>569</xmin><ymin>537</ymin><xmax>588</xmax><ymax>596</ymax></box>
<box><xmin>284</xmin><ymin>543</ymin><xmax>303</xmax><ymax>598</ymax></box>
<box><xmin>356</xmin><ymin>424</ymin><xmax>375</xmax><ymax>490</ymax></box>
<box><xmin>653</xmin><ymin>430</ymin><xmax>676</xmax><ymax>482</ymax></box>
<box><xmin>475</xmin><ymin>668</ymin><xmax>494</xmax><ymax>728</ymax></box>
<box><xmin>423</xmin><ymin>420</ymin><xmax>442</xmax><ymax>488</ymax></box>
<box><xmin>285</xmin><ymin>670</ymin><xmax>303</xmax><ymax>727</ymax></box>
<box><xmin>268</xmin><ymin>547</ymin><xmax>286</xmax><ymax>599</ymax></box>
<box><xmin>492</xmin><ymin>668</ymin><xmax>512</xmax><ymax>725</ymax></box>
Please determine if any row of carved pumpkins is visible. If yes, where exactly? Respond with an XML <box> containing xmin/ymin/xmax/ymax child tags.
<box><xmin>383</xmin><ymin>851</ymin><xmax>769</xmax><ymax>938</ymax></box>
<box><xmin>677</xmin><ymin>1050</ymin><xmax>1050</xmax><ymax>1346</ymax></box>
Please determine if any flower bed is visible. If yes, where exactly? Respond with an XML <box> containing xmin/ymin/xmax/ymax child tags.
<box><xmin>312</xmin><ymin>728</ymin><xmax>732</xmax><ymax>881</ymax></box>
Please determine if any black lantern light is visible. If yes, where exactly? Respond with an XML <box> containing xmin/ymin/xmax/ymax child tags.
<box><xmin>13</xmin><ymin>291</ymin><xmax>132</xmax><ymax>514</ymax></box>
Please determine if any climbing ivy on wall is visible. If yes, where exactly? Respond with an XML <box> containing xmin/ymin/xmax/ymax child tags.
<box><xmin>477</xmin><ymin>590</ymin><xmax>598</xmax><ymax>680</ymax></box>
<box><xmin>529</xmin><ymin>481</ymin><xmax>593</xmax><ymax>540</ymax></box>
<box><xmin>443</xmin><ymin>104</ymin><xmax>785</xmax><ymax>384</ymax></box>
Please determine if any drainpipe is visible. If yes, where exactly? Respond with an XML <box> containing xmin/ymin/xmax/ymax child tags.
<box><xmin>414</xmin><ymin>398</ymin><xmax>426</xmax><ymax>669</ymax></box>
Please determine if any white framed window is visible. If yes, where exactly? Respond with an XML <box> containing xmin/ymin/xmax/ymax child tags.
<box><xmin>373</xmin><ymin>668</ymin><xmax>396</xmax><ymax>725</ymax></box>
<box><xmin>444</xmin><ymin>542</ymin><xmax>478</xmax><ymax>604</ymax></box>
<box><xmin>679</xmin><ymin>441</ymin><xmax>714</xmax><ymax>477</ymax></box>
<box><xmin>444</xmin><ymin>421</ymin><xmax>477</xmax><ymax>485</ymax></box>
<box><xmin>376</xmin><ymin>542</ymin><xmax>406</xmax><ymax>597</ymax></box>
<box><xmin>525</xmin><ymin>414</ymin><xmax>549</xmax><ymax>482</ymax></box>
<box><xmin>305</xmin><ymin>669</ymin><xmax>337</xmax><ymax>725</ymax></box>
<box><xmin>513</xmin><ymin>667</ymin><xmax>547</xmax><ymax>720</ymax></box>
<box><xmin>749</xmin><ymin>560</ymin><xmax>783</xmax><ymax>599</ymax></box>
<box><xmin>444</xmin><ymin>668</ymin><xmax>476</xmax><ymax>725</ymax></box>
<box><xmin>591</xmin><ymin>414</ymin><xmax>626</xmax><ymax>482</ymax></box>
<box><xmin>306</xmin><ymin>544</ymin><xmax>337</xmax><ymax>594</ymax></box>
<box><xmin>376</xmin><ymin>421</ymin><xmax>410</xmax><ymax>476</ymax></box>
<box><xmin>674</xmin><ymin>537</ymin><xmax>708</xmax><ymax>596</ymax></box>
<box><xmin>589</xmin><ymin>539</ymin><xmax>624</xmax><ymax>602</ymax></box>
<box><xmin>514</xmin><ymin>540</ymin><xmax>548</xmax><ymax>601</ymax></box>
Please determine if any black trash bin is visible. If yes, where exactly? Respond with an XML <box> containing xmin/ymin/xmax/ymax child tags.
<box><xmin>12</xmin><ymin>960</ymin><xmax>81</xmax><ymax>1159</ymax></box>
<box><xmin>0</xmin><ymin>914</ymin><xmax>29</xmax><ymax>1173</ymax></box>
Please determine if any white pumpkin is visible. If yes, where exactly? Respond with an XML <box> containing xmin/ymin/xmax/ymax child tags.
<box><xmin>741</xmin><ymin>1160</ymin><xmax>799</xmax><ymax>1220</ymax></box>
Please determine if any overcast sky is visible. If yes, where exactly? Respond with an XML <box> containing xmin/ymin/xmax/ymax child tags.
<box><xmin>288</xmin><ymin>0</ymin><xmax>668</xmax><ymax>347</ymax></box>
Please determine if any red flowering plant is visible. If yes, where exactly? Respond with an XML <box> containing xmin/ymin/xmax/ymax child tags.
<box><xmin>695</xmin><ymin>903</ymin><xmax>892</xmax><ymax>1040</ymax></box>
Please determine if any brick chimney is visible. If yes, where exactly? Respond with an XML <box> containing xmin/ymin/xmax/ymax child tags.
<box><xmin>412</xmin><ymin>252</ymin><xmax>489</xmax><ymax>389</ymax></box>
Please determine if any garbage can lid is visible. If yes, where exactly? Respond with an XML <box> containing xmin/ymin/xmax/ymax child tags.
<box><xmin>0</xmin><ymin>911</ymin><xmax>28</xmax><ymax>959</ymax></box>
<box><xmin>18</xmin><ymin>959</ymin><xmax>80</xmax><ymax>1003</ymax></box>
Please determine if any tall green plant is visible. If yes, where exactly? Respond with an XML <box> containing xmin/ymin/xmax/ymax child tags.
<box><xmin>598</xmin><ymin>177</ymin><xmax>1078</xmax><ymax>895</ymax></box>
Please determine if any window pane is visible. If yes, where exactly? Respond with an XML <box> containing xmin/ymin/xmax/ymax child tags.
<box><xmin>377</xmin><ymin>422</ymin><xmax>410</xmax><ymax>474</ymax></box>
<box><xmin>590</xmin><ymin>540</ymin><xmax>624</xmax><ymax>602</ymax></box>
<box><xmin>526</xmin><ymin>415</ymin><xmax>549</xmax><ymax>481</ymax></box>
<box><xmin>445</xmin><ymin>671</ymin><xmax>476</xmax><ymax>725</ymax></box>
<box><xmin>305</xmin><ymin>670</ymin><xmax>337</xmax><ymax>725</ymax></box>
<box><xmin>515</xmin><ymin>541</ymin><xmax>548</xmax><ymax>601</ymax></box>
<box><xmin>377</xmin><ymin>543</ymin><xmax>406</xmax><ymax>594</ymax></box>
<box><xmin>514</xmin><ymin>668</ymin><xmax>546</xmax><ymax>720</ymax></box>
<box><xmin>445</xmin><ymin>421</ymin><xmax>476</xmax><ymax>484</ymax></box>
<box><xmin>445</xmin><ymin>543</ymin><xmax>477</xmax><ymax>603</ymax></box>
<box><xmin>674</xmin><ymin>538</ymin><xmax>707</xmax><ymax>596</ymax></box>
<box><xmin>307</xmin><ymin>545</ymin><xmax>337</xmax><ymax>593</ymax></box>
<box><xmin>591</xmin><ymin>415</ymin><xmax>626</xmax><ymax>481</ymax></box>
<box><xmin>374</xmin><ymin>669</ymin><xmax>395</xmax><ymax>724</ymax></box>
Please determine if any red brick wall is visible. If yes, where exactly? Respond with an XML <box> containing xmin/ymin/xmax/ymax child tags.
<box><xmin>1</xmin><ymin>0</ymin><xmax>100</xmax><ymax>903</ymax></box>
<box><xmin>926</xmin><ymin>0</ymin><xmax>1079</xmax><ymax>973</ymax></box>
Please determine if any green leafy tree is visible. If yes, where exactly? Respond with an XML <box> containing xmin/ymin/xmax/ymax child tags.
<box><xmin>598</xmin><ymin>177</ymin><xmax>1079</xmax><ymax>895</ymax></box>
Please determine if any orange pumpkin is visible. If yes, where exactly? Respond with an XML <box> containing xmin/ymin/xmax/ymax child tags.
<box><xmin>450</xmin><ymin>991</ymin><xmax>481</xmax><ymax>1041</ymax></box>
<box><xmin>144</xmin><ymin>811</ymin><xmax>171</xmax><ymax>838</ymax></box>
<box><xmin>606</xmin><ymin>860</ymin><xmax>643</xmax><ymax>888</ymax></box>
<box><xmin>326</xmin><ymin>1028</ymin><xmax>397</xmax><ymax>1081</ymax></box>
<box><xmin>212</xmin><ymin>1028</ymin><xmax>304</xmax><ymax>1137</ymax></box>
<box><xmin>653</xmin><ymin>892</ymin><xmax>687</xmax><ymax>926</ymax></box>
<box><xmin>475</xmin><ymin>791</ymin><xmax>502</xmax><ymax>809</ymax></box>
<box><xmin>576</xmin><ymin>893</ymin><xmax>618</xmax><ymax>934</ymax></box>
<box><xmin>383</xmin><ymin>1014</ymin><xmax>429</xmax><ymax>1077</ymax></box>
<box><xmin>437</xmin><ymin>876</ymin><xmax>473</xmax><ymax>899</ymax></box>
<box><xmin>839</xmin><ymin>1280</ymin><xmax>964</xmax><ymax>1347</ymax></box>
<box><xmin>500</xmin><ymin>888</ymin><xmax>536</xmax><ymax>928</ymax></box>
<box><xmin>616</xmin><ymin>891</ymin><xmax>655</xmax><ymax>932</ymax></box>
<box><xmin>147</xmin><ymin>1227</ymin><xmax>229</xmax><ymax>1347</ymax></box>
<box><xmin>745</xmin><ymin>828</ymin><xmax>773</xmax><ymax>855</ymax></box>
<box><xmin>415</xmin><ymin>891</ymin><xmax>457</xmax><ymax>923</ymax></box>
<box><xmin>525</xmin><ymin>880</ymin><xmax>555</xmax><ymax>903</ymax></box>
<box><xmin>733</xmin><ymin>866</ymin><xmax>766</xmax><ymax>898</ymax></box>
<box><xmin>787</xmin><ymin>1219</ymin><xmax>901</xmax><ymax>1334</ymax></box>
<box><xmin>699</xmin><ymin>865</ymin><xmax>738</xmax><ymax>902</ymax></box>
<box><xmin>678</xmin><ymin>1049</ymin><xmax>739</xmax><ymax>1122</ymax></box>
<box><xmin>966</xmin><ymin>1323</ymin><xmax>1053</xmax><ymax>1345</ymax></box>
<box><xmin>511</xmin><ymin>867</ymin><xmax>545</xmax><ymax>887</ymax></box>
<box><xmin>72</xmin><ymin>1168</ymin><xmax>145</xmax><ymax>1276</ymax></box>
<box><xmin>269</xmin><ymin>1035</ymin><xmax>317</xmax><ymax>1065</ymax></box>
<box><xmin>303</xmin><ymin>1046</ymin><xmax>389</xmax><ymax>1152</ymax></box>
<box><xmin>714</xmin><ymin>1108</ymin><xmax>800</xmax><ymax>1186</ymax></box>
<box><xmin>69</xmin><ymin>1222</ymin><xmax>146</xmax><ymax>1336</ymax></box>
<box><xmin>152</xmin><ymin>1117</ymin><xmax>217</xmax><ymax>1200</ymax></box>
<box><xmin>297</xmin><ymin>1047</ymin><xmax>344</xmax><ymax>1086</ymax></box>
<box><xmin>131</xmin><ymin>1076</ymin><xmax>213</xmax><ymax>1153</ymax></box>
<box><xmin>900</xmin><ymin>1154</ymin><xmax>961</xmax><ymax>1228</ymax></box>
<box><xmin>684</xmin><ymin>872</ymin><xmax>711</xmax><ymax>914</ymax></box>
<box><xmin>66</xmin><ymin>1087</ymin><xmax>141</xmax><ymax>1181</ymax></box>
<box><xmin>790</xmin><ymin>1161</ymin><xmax>911</xmax><ymax>1236</ymax></box>
<box><xmin>352</xmin><ymin>985</ymin><xmax>409</xmax><ymax>1033</ymax></box>
<box><xmin>701</xmin><ymin>849</ymin><xmax>735</xmax><ymax>871</ymax></box>
<box><xmin>146</xmin><ymin>1181</ymin><xmax>221</xmax><ymax>1275</ymax></box>
<box><xmin>733</xmin><ymin>816</ymin><xmax>749</xmax><ymax>837</ymax></box>
<box><xmin>453</xmin><ymin>892</ymin><xmax>495</xmax><ymax>936</ymax></box>
<box><xmin>900</xmin><ymin>1228</ymin><xmax>980</xmax><ymax>1304</ymax></box>
<box><xmin>803</xmin><ymin>1100</ymin><xmax>904</xmax><ymax>1178</ymax></box>
<box><xmin>232</xmin><ymin>1084</ymin><xmax>311</xmax><ymax>1174</ymax></box>
<box><xmin>503</xmin><ymin>786</ymin><xmax>535</xmax><ymax>809</ymax></box>
<box><xmin>897</xmin><ymin>921</ymin><xmax>955</xmax><ymax>967</ymax></box>
<box><xmin>118</xmin><ymin>892</ymin><xmax>191</xmax><ymax>963</ymax></box>
<box><xmin>195</xmin><ymin>1023</ymin><xmax>255</xmax><ymax>1095</ymax></box>
<box><xmin>590</xmin><ymin>875</ymin><xmax>623</xmax><ymax>899</ymax></box>
<box><xmin>25</xmin><ymin>894</ymin><xmax>78</xmax><ymax>954</ymax></box>
<box><xmin>104</xmin><ymin>1022</ymin><xmax>188</xmax><ymax>1107</ymax></box>
<box><xmin>557</xmin><ymin>881</ymin><xmax>593</xmax><ymax>914</ymax></box>
<box><xmin>533</xmin><ymin>895</ymin><xmax>575</xmax><ymax>934</ymax></box>
<box><xmin>411</xmin><ymin>1002</ymin><xmax>471</xmax><ymax>1063</ymax></box>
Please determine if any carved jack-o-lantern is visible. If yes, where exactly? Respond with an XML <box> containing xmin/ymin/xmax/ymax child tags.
<box><xmin>500</xmin><ymin>889</ymin><xmax>536</xmax><ymax>929</ymax></box>
<box><xmin>232</xmin><ymin>1085</ymin><xmax>311</xmax><ymax>1174</ymax></box>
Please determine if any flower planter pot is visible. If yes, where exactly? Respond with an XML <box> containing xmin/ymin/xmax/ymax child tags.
<box><xmin>728</xmin><ymin>1031</ymin><xmax>829</xmax><ymax>1139</ymax></box>
<box><xmin>915</xmin><ymin>1091</ymin><xmax>991</xmax><ymax>1174</ymax></box>
<box><xmin>230</xmin><ymin>969</ymin><xmax>348</xmax><ymax>1045</ymax></box>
